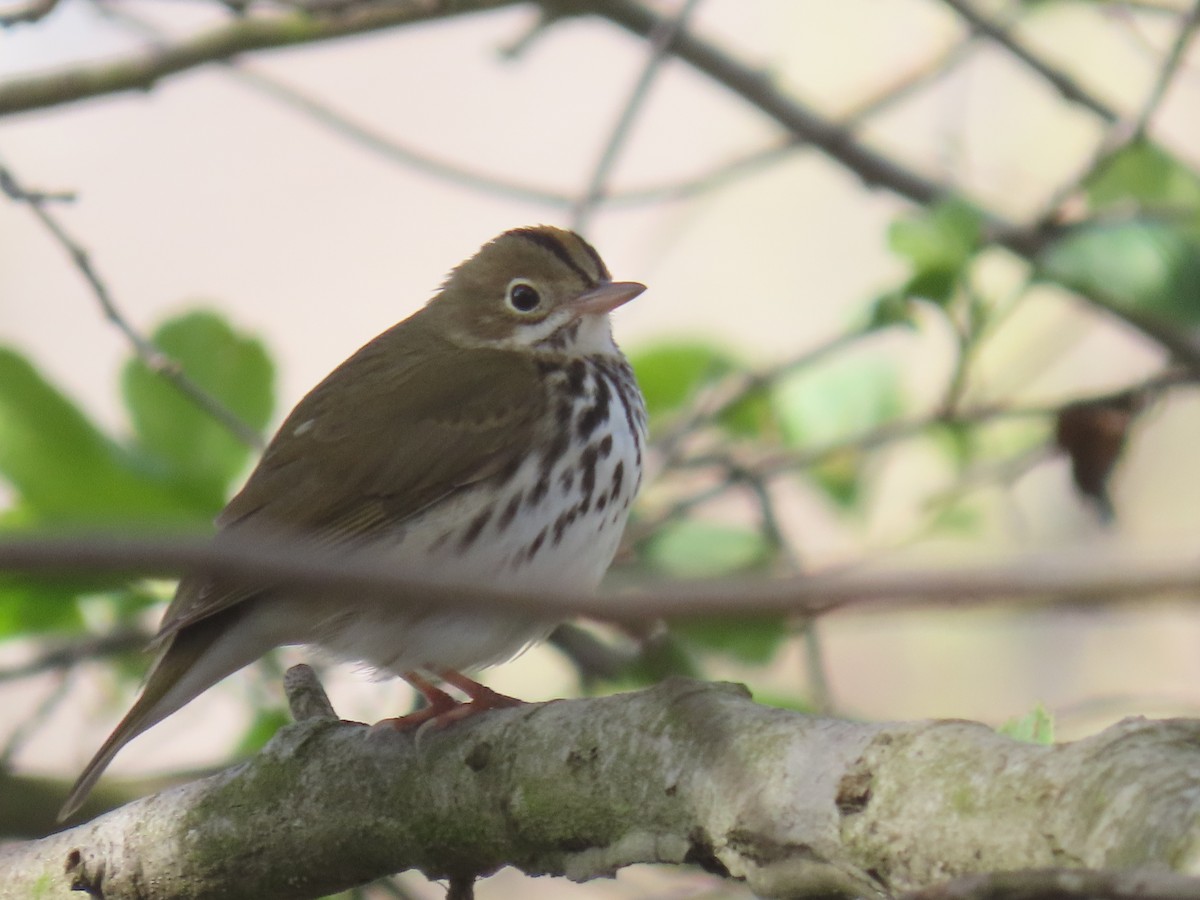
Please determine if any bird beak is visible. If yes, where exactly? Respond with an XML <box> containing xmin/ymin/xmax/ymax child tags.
<box><xmin>572</xmin><ymin>281</ymin><xmax>646</xmax><ymax>316</ymax></box>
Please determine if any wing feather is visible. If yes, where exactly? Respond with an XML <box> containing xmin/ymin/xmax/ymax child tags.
<box><xmin>158</xmin><ymin>321</ymin><xmax>544</xmax><ymax>639</ymax></box>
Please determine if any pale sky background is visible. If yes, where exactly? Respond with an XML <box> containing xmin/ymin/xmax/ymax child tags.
<box><xmin>2</xmin><ymin>2</ymin><xmax>1200</xmax><ymax>895</ymax></box>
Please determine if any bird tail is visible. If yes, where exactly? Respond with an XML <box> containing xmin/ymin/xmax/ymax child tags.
<box><xmin>58</xmin><ymin>606</ymin><xmax>260</xmax><ymax>823</ymax></box>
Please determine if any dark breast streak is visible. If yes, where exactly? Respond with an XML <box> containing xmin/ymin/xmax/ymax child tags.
<box><xmin>450</xmin><ymin>353</ymin><xmax>645</xmax><ymax>567</ymax></box>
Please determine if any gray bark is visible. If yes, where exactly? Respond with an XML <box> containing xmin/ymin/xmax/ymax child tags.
<box><xmin>1</xmin><ymin>677</ymin><xmax>1198</xmax><ymax>899</ymax></box>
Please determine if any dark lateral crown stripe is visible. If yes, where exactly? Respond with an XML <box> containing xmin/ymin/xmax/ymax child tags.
<box><xmin>509</xmin><ymin>228</ymin><xmax>610</xmax><ymax>285</ymax></box>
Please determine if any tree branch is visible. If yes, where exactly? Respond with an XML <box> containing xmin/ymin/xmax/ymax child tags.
<box><xmin>0</xmin><ymin>532</ymin><xmax>1198</xmax><ymax>622</ymax></box>
<box><xmin>0</xmin><ymin>160</ymin><xmax>265</xmax><ymax>449</ymax></box>
<box><xmin>937</xmin><ymin>0</ymin><xmax>1120</xmax><ymax>123</ymax></box>
<box><xmin>0</xmin><ymin>0</ymin><xmax>527</xmax><ymax>117</ymax></box>
<box><xmin>3</xmin><ymin>677</ymin><xmax>1199</xmax><ymax>899</ymax></box>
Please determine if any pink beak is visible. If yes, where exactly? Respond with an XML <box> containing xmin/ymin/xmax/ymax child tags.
<box><xmin>572</xmin><ymin>281</ymin><xmax>646</xmax><ymax>316</ymax></box>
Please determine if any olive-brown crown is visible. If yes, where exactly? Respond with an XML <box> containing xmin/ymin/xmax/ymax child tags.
<box><xmin>424</xmin><ymin>226</ymin><xmax>615</xmax><ymax>347</ymax></box>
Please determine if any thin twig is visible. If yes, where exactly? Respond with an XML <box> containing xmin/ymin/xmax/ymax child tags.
<box><xmin>0</xmin><ymin>160</ymin><xmax>264</xmax><ymax>450</ymax></box>
<box><xmin>0</xmin><ymin>629</ymin><xmax>148</xmax><ymax>683</ymax></box>
<box><xmin>747</xmin><ymin>366</ymin><xmax>1189</xmax><ymax>479</ymax></box>
<box><xmin>0</xmin><ymin>531</ymin><xmax>1198</xmax><ymax>621</ymax></box>
<box><xmin>85</xmin><ymin>2</ymin><xmax>976</xmax><ymax>215</ymax></box>
<box><xmin>937</xmin><ymin>0</ymin><xmax>1120</xmax><ymax>122</ymax></box>
<box><xmin>1129</xmin><ymin>0</ymin><xmax>1200</xmax><ymax>139</ymax></box>
<box><xmin>636</xmin><ymin>366</ymin><xmax>1188</xmax><ymax>545</ymax></box>
<box><xmin>0</xmin><ymin>0</ymin><xmax>525</xmax><ymax>117</ymax></box>
<box><xmin>0</xmin><ymin>0</ymin><xmax>59</xmax><ymax>26</ymax></box>
<box><xmin>1031</xmin><ymin>0</ymin><xmax>1200</xmax><ymax>232</ymax></box>
<box><xmin>569</xmin><ymin>0</ymin><xmax>703</xmax><ymax>233</ymax></box>
<box><xmin>653</xmin><ymin>323</ymin><xmax>880</xmax><ymax>468</ymax></box>
<box><xmin>583</xmin><ymin>0</ymin><xmax>1200</xmax><ymax>373</ymax></box>
<box><xmin>742</xmin><ymin>471</ymin><xmax>834</xmax><ymax>714</ymax></box>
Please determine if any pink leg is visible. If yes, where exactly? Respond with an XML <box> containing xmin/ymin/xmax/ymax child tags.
<box><xmin>436</xmin><ymin>669</ymin><xmax>525</xmax><ymax>717</ymax></box>
<box><xmin>372</xmin><ymin>670</ymin><xmax>525</xmax><ymax>733</ymax></box>
<box><xmin>372</xmin><ymin>671</ymin><xmax>461</xmax><ymax>732</ymax></box>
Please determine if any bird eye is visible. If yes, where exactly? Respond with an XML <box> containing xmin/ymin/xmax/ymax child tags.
<box><xmin>506</xmin><ymin>279</ymin><xmax>542</xmax><ymax>314</ymax></box>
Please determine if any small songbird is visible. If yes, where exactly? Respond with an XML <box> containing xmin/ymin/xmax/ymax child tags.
<box><xmin>60</xmin><ymin>226</ymin><xmax>647</xmax><ymax>821</ymax></box>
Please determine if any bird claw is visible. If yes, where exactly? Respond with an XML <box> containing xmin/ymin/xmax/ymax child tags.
<box><xmin>369</xmin><ymin>670</ymin><xmax>525</xmax><ymax>740</ymax></box>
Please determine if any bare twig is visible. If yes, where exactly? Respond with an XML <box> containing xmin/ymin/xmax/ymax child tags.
<box><xmin>569</xmin><ymin>0</ymin><xmax>702</xmax><ymax>232</ymax></box>
<box><xmin>0</xmin><ymin>160</ymin><xmax>264</xmax><ymax>449</ymax></box>
<box><xmin>0</xmin><ymin>0</ymin><xmax>525</xmax><ymax>117</ymax></box>
<box><xmin>1128</xmin><ymin>0</ymin><xmax>1200</xmax><ymax>138</ymax></box>
<box><xmin>0</xmin><ymin>629</ymin><xmax>147</xmax><ymax>683</ymax></box>
<box><xmin>0</xmin><ymin>0</ymin><xmax>59</xmax><ymax>26</ymax></box>
<box><xmin>1032</xmin><ymin>0</ymin><xmax>1200</xmax><ymax>232</ymax></box>
<box><xmin>0</xmin><ymin>531</ymin><xmax>1198</xmax><ymax>621</ymax></box>
<box><xmin>99</xmin><ymin>2</ymin><xmax>974</xmax><ymax>214</ymax></box>
<box><xmin>284</xmin><ymin>663</ymin><xmax>338</xmax><ymax>721</ymax></box>
<box><xmin>581</xmin><ymin>0</ymin><xmax>1200</xmax><ymax>373</ymax></box>
<box><xmin>937</xmin><ymin>0</ymin><xmax>1120</xmax><ymax>123</ymax></box>
<box><xmin>747</xmin><ymin>366</ymin><xmax>1189</xmax><ymax>479</ymax></box>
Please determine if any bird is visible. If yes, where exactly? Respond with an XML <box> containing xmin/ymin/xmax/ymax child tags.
<box><xmin>60</xmin><ymin>225</ymin><xmax>647</xmax><ymax>821</ymax></box>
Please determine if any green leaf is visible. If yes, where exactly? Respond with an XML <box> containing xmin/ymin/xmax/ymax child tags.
<box><xmin>750</xmin><ymin>690</ymin><xmax>816</xmax><ymax>713</ymax></box>
<box><xmin>628</xmin><ymin>342</ymin><xmax>736</xmax><ymax>421</ymax></box>
<box><xmin>123</xmin><ymin>310</ymin><xmax>274</xmax><ymax>513</ymax></box>
<box><xmin>929</xmin><ymin>421</ymin><xmax>976</xmax><ymax>471</ymax></box>
<box><xmin>888</xmin><ymin>199</ymin><xmax>985</xmax><ymax>305</ymax></box>
<box><xmin>1042</xmin><ymin>220</ymin><xmax>1200</xmax><ymax>326</ymax></box>
<box><xmin>717</xmin><ymin>384</ymin><xmax>776</xmax><ymax>439</ymax></box>
<box><xmin>644</xmin><ymin>520</ymin><xmax>771</xmax><ymax>579</ymax></box>
<box><xmin>773</xmin><ymin>356</ymin><xmax>905</xmax><ymax>449</ymax></box>
<box><xmin>673</xmin><ymin>615</ymin><xmax>788</xmax><ymax>665</ymax></box>
<box><xmin>0</xmin><ymin>347</ymin><xmax>194</xmax><ymax>524</ymax></box>
<box><xmin>925</xmin><ymin>502</ymin><xmax>982</xmax><ymax>536</ymax></box>
<box><xmin>999</xmin><ymin>704</ymin><xmax>1055</xmax><ymax>745</ymax></box>
<box><xmin>772</xmin><ymin>355</ymin><xmax>905</xmax><ymax>510</ymax></box>
<box><xmin>235</xmin><ymin>706</ymin><xmax>292</xmax><ymax>755</ymax></box>
<box><xmin>595</xmin><ymin>633</ymin><xmax>702</xmax><ymax>690</ymax></box>
<box><xmin>0</xmin><ymin>581</ymin><xmax>83</xmax><ymax>635</ymax></box>
<box><xmin>1086</xmin><ymin>141</ymin><xmax>1200</xmax><ymax>214</ymax></box>
<box><xmin>866</xmin><ymin>291</ymin><xmax>919</xmax><ymax>330</ymax></box>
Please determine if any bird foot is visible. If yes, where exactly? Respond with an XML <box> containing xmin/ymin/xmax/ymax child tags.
<box><xmin>370</xmin><ymin>670</ymin><xmax>524</xmax><ymax>734</ymax></box>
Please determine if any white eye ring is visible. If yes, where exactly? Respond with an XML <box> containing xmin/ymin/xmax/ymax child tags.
<box><xmin>505</xmin><ymin>278</ymin><xmax>542</xmax><ymax>314</ymax></box>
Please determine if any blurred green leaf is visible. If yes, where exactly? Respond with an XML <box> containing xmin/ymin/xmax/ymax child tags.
<box><xmin>123</xmin><ymin>310</ymin><xmax>274</xmax><ymax>514</ymax></box>
<box><xmin>1042</xmin><ymin>220</ymin><xmax>1200</xmax><ymax>326</ymax></box>
<box><xmin>235</xmin><ymin>706</ymin><xmax>292</xmax><ymax>755</ymax></box>
<box><xmin>999</xmin><ymin>704</ymin><xmax>1055</xmax><ymax>744</ymax></box>
<box><xmin>866</xmin><ymin>291</ymin><xmax>919</xmax><ymax>330</ymax></box>
<box><xmin>926</xmin><ymin>502</ymin><xmax>982</xmax><ymax>536</ymax></box>
<box><xmin>750</xmin><ymin>690</ymin><xmax>816</xmax><ymax>713</ymax></box>
<box><xmin>628</xmin><ymin>342</ymin><xmax>737</xmax><ymax>421</ymax></box>
<box><xmin>645</xmin><ymin>520</ymin><xmax>771</xmax><ymax>579</ymax></box>
<box><xmin>717</xmin><ymin>384</ymin><xmax>776</xmax><ymax>439</ymax></box>
<box><xmin>772</xmin><ymin>355</ymin><xmax>904</xmax><ymax>510</ymax></box>
<box><xmin>773</xmin><ymin>358</ymin><xmax>901</xmax><ymax>511</ymax></box>
<box><xmin>1086</xmin><ymin>141</ymin><xmax>1200</xmax><ymax>214</ymax></box>
<box><xmin>929</xmin><ymin>421</ymin><xmax>976</xmax><ymax>471</ymax></box>
<box><xmin>597</xmin><ymin>633</ymin><xmax>702</xmax><ymax>690</ymax></box>
<box><xmin>0</xmin><ymin>581</ymin><xmax>84</xmax><ymax>635</ymax></box>
<box><xmin>0</xmin><ymin>347</ymin><xmax>193</xmax><ymax>525</ymax></box>
<box><xmin>673</xmin><ymin>615</ymin><xmax>788</xmax><ymax>665</ymax></box>
<box><xmin>888</xmin><ymin>199</ymin><xmax>985</xmax><ymax>305</ymax></box>
<box><xmin>773</xmin><ymin>356</ymin><xmax>904</xmax><ymax>448</ymax></box>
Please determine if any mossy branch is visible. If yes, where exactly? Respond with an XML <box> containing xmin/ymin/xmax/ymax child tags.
<box><xmin>2</xmin><ymin>676</ymin><xmax>1199</xmax><ymax>899</ymax></box>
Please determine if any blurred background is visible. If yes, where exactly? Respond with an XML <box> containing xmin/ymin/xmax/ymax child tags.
<box><xmin>2</xmin><ymin>0</ymin><xmax>1200</xmax><ymax>896</ymax></box>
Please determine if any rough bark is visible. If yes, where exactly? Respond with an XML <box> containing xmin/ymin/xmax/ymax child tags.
<box><xmin>1</xmin><ymin>678</ymin><xmax>1198</xmax><ymax>899</ymax></box>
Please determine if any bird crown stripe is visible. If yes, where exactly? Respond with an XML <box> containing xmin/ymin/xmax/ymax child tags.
<box><xmin>508</xmin><ymin>228</ymin><xmax>600</xmax><ymax>286</ymax></box>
